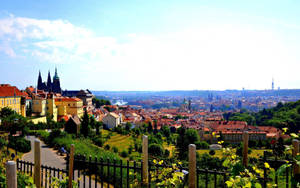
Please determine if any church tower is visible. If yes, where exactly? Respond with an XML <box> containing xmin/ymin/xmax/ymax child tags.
<box><xmin>272</xmin><ymin>78</ymin><xmax>274</xmax><ymax>90</ymax></box>
<box><xmin>37</xmin><ymin>71</ymin><xmax>43</xmax><ymax>90</ymax></box>
<box><xmin>47</xmin><ymin>70</ymin><xmax>52</xmax><ymax>92</ymax></box>
<box><xmin>52</xmin><ymin>67</ymin><xmax>62</xmax><ymax>93</ymax></box>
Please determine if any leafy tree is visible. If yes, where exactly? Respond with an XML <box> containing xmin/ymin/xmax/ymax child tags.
<box><xmin>92</xmin><ymin>97</ymin><xmax>111</xmax><ymax>108</ymax></box>
<box><xmin>161</xmin><ymin>125</ymin><xmax>170</xmax><ymax>137</ymax></box>
<box><xmin>0</xmin><ymin>107</ymin><xmax>15</xmax><ymax>118</ymax></box>
<box><xmin>125</xmin><ymin>122</ymin><xmax>132</xmax><ymax>131</ymax></box>
<box><xmin>176</xmin><ymin>128</ymin><xmax>200</xmax><ymax>159</ymax></box>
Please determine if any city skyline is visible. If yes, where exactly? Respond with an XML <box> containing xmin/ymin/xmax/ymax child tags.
<box><xmin>1</xmin><ymin>1</ymin><xmax>300</xmax><ymax>91</ymax></box>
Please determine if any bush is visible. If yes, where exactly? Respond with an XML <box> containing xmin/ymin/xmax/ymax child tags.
<box><xmin>104</xmin><ymin>144</ymin><xmax>110</xmax><ymax>150</ymax></box>
<box><xmin>121</xmin><ymin>150</ymin><xmax>128</xmax><ymax>158</ymax></box>
<box><xmin>149</xmin><ymin>143</ymin><xmax>164</xmax><ymax>157</ymax></box>
<box><xmin>196</xmin><ymin>141</ymin><xmax>209</xmax><ymax>149</ymax></box>
<box><xmin>8</xmin><ymin>136</ymin><xmax>31</xmax><ymax>153</ymax></box>
<box><xmin>112</xmin><ymin>146</ymin><xmax>118</xmax><ymax>153</ymax></box>
<box><xmin>92</xmin><ymin>136</ymin><xmax>104</xmax><ymax>147</ymax></box>
<box><xmin>0</xmin><ymin>137</ymin><xmax>7</xmax><ymax>149</ymax></box>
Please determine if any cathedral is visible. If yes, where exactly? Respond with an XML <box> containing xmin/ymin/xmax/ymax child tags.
<box><xmin>37</xmin><ymin>68</ymin><xmax>62</xmax><ymax>93</ymax></box>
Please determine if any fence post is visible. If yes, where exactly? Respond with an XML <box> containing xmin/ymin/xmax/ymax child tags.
<box><xmin>142</xmin><ymin>135</ymin><xmax>148</xmax><ymax>186</ymax></box>
<box><xmin>68</xmin><ymin>144</ymin><xmax>75</xmax><ymax>188</ymax></box>
<box><xmin>34</xmin><ymin>139</ymin><xmax>41</xmax><ymax>188</ymax></box>
<box><xmin>292</xmin><ymin>139</ymin><xmax>299</xmax><ymax>179</ymax></box>
<box><xmin>6</xmin><ymin>161</ymin><xmax>17</xmax><ymax>188</ymax></box>
<box><xmin>242</xmin><ymin>131</ymin><xmax>249</xmax><ymax>167</ymax></box>
<box><xmin>189</xmin><ymin>144</ymin><xmax>196</xmax><ymax>188</ymax></box>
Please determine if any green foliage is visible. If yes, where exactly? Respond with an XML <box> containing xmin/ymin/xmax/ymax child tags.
<box><xmin>92</xmin><ymin>136</ymin><xmax>104</xmax><ymax>147</ymax></box>
<box><xmin>104</xmin><ymin>144</ymin><xmax>110</xmax><ymax>150</ymax></box>
<box><xmin>196</xmin><ymin>141</ymin><xmax>209</xmax><ymax>149</ymax></box>
<box><xmin>150</xmin><ymin>160</ymin><xmax>184</xmax><ymax>187</ymax></box>
<box><xmin>0</xmin><ymin>107</ymin><xmax>15</xmax><ymax>118</ymax></box>
<box><xmin>224</xmin><ymin>100</ymin><xmax>300</xmax><ymax>133</ymax></box>
<box><xmin>149</xmin><ymin>143</ymin><xmax>164</xmax><ymax>157</ymax></box>
<box><xmin>80</xmin><ymin>109</ymin><xmax>90</xmax><ymax>137</ymax></box>
<box><xmin>8</xmin><ymin>136</ymin><xmax>31</xmax><ymax>152</ymax></box>
<box><xmin>112</xmin><ymin>146</ymin><xmax>118</xmax><ymax>153</ymax></box>
<box><xmin>0</xmin><ymin>137</ymin><xmax>7</xmax><ymax>149</ymax></box>
<box><xmin>92</xmin><ymin>97</ymin><xmax>111</xmax><ymax>108</ymax></box>
<box><xmin>17</xmin><ymin>172</ymin><xmax>36</xmax><ymax>188</ymax></box>
<box><xmin>51</xmin><ymin>174</ymin><xmax>78</xmax><ymax>188</ymax></box>
<box><xmin>176</xmin><ymin>128</ymin><xmax>200</xmax><ymax>159</ymax></box>
<box><xmin>120</xmin><ymin>150</ymin><xmax>128</xmax><ymax>157</ymax></box>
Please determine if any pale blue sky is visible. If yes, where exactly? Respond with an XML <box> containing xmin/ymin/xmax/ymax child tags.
<box><xmin>1</xmin><ymin>0</ymin><xmax>300</xmax><ymax>91</ymax></box>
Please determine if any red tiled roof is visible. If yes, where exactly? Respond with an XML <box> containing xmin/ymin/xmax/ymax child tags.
<box><xmin>0</xmin><ymin>84</ymin><xmax>23</xmax><ymax>97</ymax></box>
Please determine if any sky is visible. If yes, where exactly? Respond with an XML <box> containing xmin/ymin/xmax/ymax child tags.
<box><xmin>0</xmin><ymin>0</ymin><xmax>300</xmax><ymax>91</ymax></box>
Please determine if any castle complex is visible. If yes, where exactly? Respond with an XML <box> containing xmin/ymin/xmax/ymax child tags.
<box><xmin>37</xmin><ymin>68</ymin><xmax>62</xmax><ymax>93</ymax></box>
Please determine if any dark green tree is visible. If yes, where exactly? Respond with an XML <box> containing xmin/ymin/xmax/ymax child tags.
<box><xmin>80</xmin><ymin>109</ymin><xmax>90</xmax><ymax>137</ymax></box>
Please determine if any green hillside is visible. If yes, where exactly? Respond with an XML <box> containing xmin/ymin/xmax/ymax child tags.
<box><xmin>224</xmin><ymin>100</ymin><xmax>300</xmax><ymax>133</ymax></box>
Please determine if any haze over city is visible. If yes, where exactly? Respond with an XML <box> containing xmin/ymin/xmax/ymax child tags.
<box><xmin>1</xmin><ymin>0</ymin><xmax>300</xmax><ymax>91</ymax></box>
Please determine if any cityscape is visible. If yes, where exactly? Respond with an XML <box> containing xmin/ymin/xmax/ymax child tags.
<box><xmin>1</xmin><ymin>1</ymin><xmax>300</xmax><ymax>187</ymax></box>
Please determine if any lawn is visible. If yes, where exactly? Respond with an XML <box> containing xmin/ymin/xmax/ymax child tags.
<box><xmin>104</xmin><ymin>133</ymin><xmax>134</xmax><ymax>152</ymax></box>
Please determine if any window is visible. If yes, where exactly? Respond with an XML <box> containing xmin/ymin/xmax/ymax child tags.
<box><xmin>1</xmin><ymin>100</ymin><xmax>3</xmax><ymax>105</ymax></box>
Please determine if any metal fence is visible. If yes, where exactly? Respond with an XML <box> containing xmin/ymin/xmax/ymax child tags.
<box><xmin>71</xmin><ymin>154</ymin><xmax>228</xmax><ymax>188</ymax></box>
<box><xmin>16</xmin><ymin>159</ymin><xmax>68</xmax><ymax>188</ymax></box>
<box><xmin>16</xmin><ymin>154</ymin><xmax>295</xmax><ymax>188</ymax></box>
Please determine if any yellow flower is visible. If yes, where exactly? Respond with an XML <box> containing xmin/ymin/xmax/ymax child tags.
<box><xmin>282</xmin><ymin>127</ymin><xmax>288</xmax><ymax>133</ymax></box>
<box><xmin>158</xmin><ymin>160</ymin><xmax>164</xmax><ymax>165</ymax></box>
<box><xmin>264</xmin><ymin>162</ymin><xmax>270</xmax><ymax>169</ymax></box>
<box><xmin>153</xmin><ymin>159</ymin><xmax>157</xmax><ymax>164</ymax></box>
<box><xmin>218</xmin><ymin>141</ymin><xmax>224</xmax><ymax>144</ymax></box>
<box><xmin>290</xmin><ymin>133</ymin><xmax>299</xmax><ymax>138</ymax></box>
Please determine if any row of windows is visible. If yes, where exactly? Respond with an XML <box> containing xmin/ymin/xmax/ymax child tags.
<box><xmin>1</xmin><ymin>99</ymin><xmax>19</xmax><ymax>105</ymax></box>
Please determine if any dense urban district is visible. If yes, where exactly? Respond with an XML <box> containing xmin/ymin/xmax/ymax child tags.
<box><xmin>0</xmin><ymin>70</ymin><xmax>300</xmax><ymax>187</ymax></box>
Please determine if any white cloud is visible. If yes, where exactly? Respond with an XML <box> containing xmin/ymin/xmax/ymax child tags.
<box><xmin>0</xmin><ymin>14</ymin><xmax>299</xmax><ymax>90</ymax></box>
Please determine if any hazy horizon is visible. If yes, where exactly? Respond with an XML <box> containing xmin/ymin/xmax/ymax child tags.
<box><xmin>1</xmin><ymin>1</ymin><xmax>300</xmax><ymax>91</ymax></box>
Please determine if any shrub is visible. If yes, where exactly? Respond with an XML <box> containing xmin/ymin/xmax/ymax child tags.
<box><xmin>0</xmin><ymin>138</ymin><xmax>7</xmax><ymax>149</ymax></box>
<box><xmin>92</xmin><ymin>136</ymin><xmax>104</xmax><ymax>147</ymax></box>
<box><xmin>121</xmin><ymin>150</ymin><xmax>128</xmax><ymax>158</ymax></box>
<box><xmin>8</xmin><ymin>136</ymin><xmax>31</xmax><ymax>153</ymax></box>
<box><xmin>104</xmin><ymin>144</ymin><xmax>110</xmax><ymax>150</ymax></box>
<box><xmin>196</xmin><ymin>141</ymin><xmax>209</xmax><ymax>149</ymax></box>
<box><xmin>112</xmin><ymin>146</ymin><xmax>118</xmax><ymax>153</ymax></box>
<box><xmin>149</xmin><ymin>143</ymin><xmax>164</xmax><ymax>157</ymax></box>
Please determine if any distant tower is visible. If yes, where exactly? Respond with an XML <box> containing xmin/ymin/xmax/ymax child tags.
<box><xmin>272</xmin><ymin>78</ymin><xmax>274</xmax><ymax>90</ymax></box>
<box><xmin>47</xmin><ymin>70</ymin><xmax>52</xmax><ymax>92</ymax></box>
<box><xmin>37</xmin><ymin>70</ymin><xmax>43</xmax><ymax>90</ymax></box>
<box><xmin>52</xmin><ymin>67</ymin><xmax>62</xmax><ymax>93</ymax></box>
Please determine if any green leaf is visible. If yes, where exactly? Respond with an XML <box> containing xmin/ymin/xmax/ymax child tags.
<box><xmin>255</xmin><ymin>182</ymin><xmax>262</xmax><ymax>188</ymax></box>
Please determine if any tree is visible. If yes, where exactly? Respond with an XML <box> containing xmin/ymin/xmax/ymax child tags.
<box><xmin>80</xmin><ymin>109</ymin><xmax>90</xmax><ymax>137</ymax></box>
<box><xmin>0</xmin><ymin>107</ymin><xmax>15</xmax><ymax>118</ymax></box>
<box><xmin>125</xmin><ymin>122</ymin><xmax>132</xmax><ymax>131</ymax></box>
<box><xmin>161</xmin><ymin>126</ymin><xmax>171</xmax><ymax>137</ymax></box>
<box><xmin>92</xmin><ymin>97</ymin><xmax>111</xmax><ymax>108</ymax></box>
<box><xmin>176</xmin><ymin>128</ymin><xmax>200</xmax><ymax>159</ymax></box>
<box><xmin>95</xmin><ymin>121</ymin><xmax>103</xmax><ymax>135</ymax></box>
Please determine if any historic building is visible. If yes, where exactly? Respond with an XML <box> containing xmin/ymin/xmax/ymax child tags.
<box><xmin>37</xmin><ymin>68</ymin><xmax>62</xmax><ymax>93</ymax></box>
<box><xmin>0</xmin><ymin>84</ymin><xmax>26</xmax><ymax>116</ymax></box>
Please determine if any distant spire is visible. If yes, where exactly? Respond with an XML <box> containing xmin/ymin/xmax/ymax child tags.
<box><xmin>47</xmin><ymin>70</ymin><xmax>52</xmax><ymax>92</ymax></box>
<box><xmin>53</xmin><ymin>67</ymin><xmax>59</xmax><ymax>80</ymax></box>
<box><xmin>37</xmin><ymin>70</ymin><xmax>43</xmax><ymax>90</ymax></box>
<box><xmin>272</xmin><ymin>78</ymin><xmax>274</xmax><ymax>90</ymax></box>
